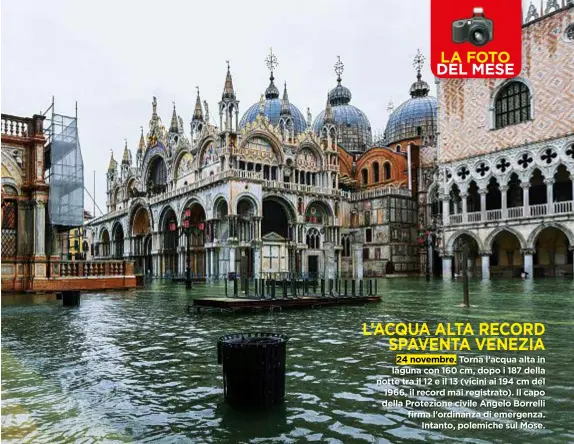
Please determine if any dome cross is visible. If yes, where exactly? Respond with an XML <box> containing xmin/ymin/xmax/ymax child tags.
<box><xmin>413</xmin><ymin>49</ymin><xmax>425</xmax><ymax>80</ymax></box>
<box><xmin>265</xmin><ymin>47</ymin><xmax>278</xmax><ymax>78</ymax></box>
<box><xmin>334</xmin><ymin>56</ymin><xmax>344</xmax><ymax>84</ymax></box>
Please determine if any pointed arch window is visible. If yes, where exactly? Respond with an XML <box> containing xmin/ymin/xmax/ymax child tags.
<box><xmin>495</xmin><ymin>81</ymin><xmax>531</xmax><ymax>129</ymax></box>
<box><xmin>306</xmin><ymin>228</ymin><xmax>321</xmax><ymax>249</ymax></box>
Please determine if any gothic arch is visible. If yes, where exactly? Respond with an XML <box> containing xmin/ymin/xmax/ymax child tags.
<box><xmin>197</xmin><ymin>137</ymin><xmax>218</xmax><ymax>168</ymax></box>
<box><xmin>297</xmin><ymin>142</ymin><xmax>325</xmax><ymax>168</ymax></box>
<box><xmin>484</xmin><ymin>227</ymin><xmax>527</xmax><ymax>251</ymax></box>
<box><xmin>235</xmin><ymin>192</ymin><xmax>259</xmax><ymax>217</ymax></box>
<box><xmin>158</xmin><ymin>204</ymin><xmax>178</xmax><ymax>228</ymax></box>
<box><xmin>527</xmin><ymin>222</ymin><xmax>574</xmax><ymax>249</ymax></box>
<box><xmin>180</xmin><ymin>198</ymin><xmax>206</xmax><ymax>222</ymax></box>
<box><xmin>445</xmin><ymin>230</ymin><xmax>484</xmax><ymax>253</ymax></box>
<box><xmin>129</xmin><ymin>200</ymin><xmax>153</xmax><ymax>235</ymax></box>
<box><xmin>239</xmin><ymin>131</ymin><xmax>284</xmax><ymax>165</ymax></box>
<box><xmin>262</xmin><ymin>194</ymin><xmax>297</xmax><ymax>222</ymax></box>
<box><xmin>1</xmin><ymin>152</ymin><xmax>23</xmax><ymax>188</ymax></box>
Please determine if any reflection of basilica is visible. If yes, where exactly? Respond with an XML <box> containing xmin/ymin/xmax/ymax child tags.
<box><xmin>89</xmin><ymin>50</ymin><xmax>437</xmax><ymax>278</ymax></box>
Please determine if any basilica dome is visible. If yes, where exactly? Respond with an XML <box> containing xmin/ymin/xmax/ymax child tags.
<box><xmin>239</xmin><ymin>76</ymin><xmax>307</xmax><ymax>133</ymax></box>
<box><xmin>383</xmin><ymin>72</ymin><xmax>437</xmax><ymax>146</ymax></box>
<box><xmin>312</xmin><ymin>62</ymin><xmax>372</xmax><ymax>153</ymax></box>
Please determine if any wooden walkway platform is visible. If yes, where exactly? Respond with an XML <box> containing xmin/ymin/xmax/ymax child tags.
<box><xmin>189</xmin><ymin>295</ymin><xmax>381</xmax><ymax>313</ymax></box>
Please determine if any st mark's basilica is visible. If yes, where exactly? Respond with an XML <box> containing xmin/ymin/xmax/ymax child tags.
<box><xmin>89</xmin><ymin>49</ymin><xmax>437</xmax><ymax>280</ymax></box>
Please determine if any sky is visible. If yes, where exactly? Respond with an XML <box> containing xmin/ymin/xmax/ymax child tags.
<box><xmin>2</xmin><ymin>0</ymin><xmax>533</xmax><ymax>215</ymax></box>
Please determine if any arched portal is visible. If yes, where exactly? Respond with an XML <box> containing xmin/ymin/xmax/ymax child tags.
<box><xmin>489</xmin><ymin>229</ymin><xmax>524</xmax><ymax>278</ymax></box>
<box><xmin>160</xmin><ymin>207</ymin><xmax>178</xmax><ymax>277</ymax></box>
<box><xmin>182</xmin><ymin>202</ymin><xmax>206</xmax><ymax>278</ymax></box>
<box><xmin>450</xmin><ymin>232</ymin><xmax>481</xmax><ymax>278</ymax></box>
<box><xmin>100</xmin><ymin>228</ymin><xmax>111</xmax><ymax>257</ymax></box>
<box><xmin>131</xmin><ymin>206</ymin><xmax>152</xmax><ymax>274</ymax></box>
<box><xmin>236</xmin><ymin>197</ymin><xmax>258</xmax><ymax>277</ymax></box>
<box><xmin>112</xmin><ymin>223</ymin><xmax>124</xmax><ymax>258</ymax></box>
<box><xmin>262</xmin><ymin>197</ymin><xmax>295</xmax><ymax>274</ymax></box>
<box><xmin>534</xmin><ymin>226</ymin><xmax>573</xmax><ymax>277</ymax></box>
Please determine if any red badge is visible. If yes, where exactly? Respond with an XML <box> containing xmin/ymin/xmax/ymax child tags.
<box><xmin>431</xmin><ymin>0</ymin><xmax>523</xmax><ymax>78</ymax></box>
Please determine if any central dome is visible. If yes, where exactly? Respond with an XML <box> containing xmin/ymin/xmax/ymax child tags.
<box><xmin>312</xmin><ymin>76</ymin><xmax>372</xmax><ymax>153</ymax></box>
<box><xmin>239</xmin><ymin>76</ymin><xmax>306</xmax><ymax>133</ymax></box>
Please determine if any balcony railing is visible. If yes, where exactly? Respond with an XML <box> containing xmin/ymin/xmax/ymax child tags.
<box><xmin>262</xmin><ymin>180</ymin><xmax>351</xmax><ymax>198</ymax></box>
<box><xmin>529</xmin><ymin>204</ymin><xmax>547</xmax><ymax>217</ymax></box>
<box><xmin>1</xmin><ymin>115</ymin><xmax>30</xmax><ymax>138</ymax></box>
<box><xmin>59</xmin><ymin>260</ymin><xmax>131</xmax><ymax>277</ymax></box>
<box><xmin>446</xmin><ymin>200</ymin><xmax>573</xmax><ymax>226</ymax></box>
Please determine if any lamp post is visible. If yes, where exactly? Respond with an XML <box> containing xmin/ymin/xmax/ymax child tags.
<box><xmin>417</xmin><ymin>224</ymin><xmax>437</xmax><ymax>281</ymax></box>
<box><xmin>169</xmin><ymin>208</ymin><xmax>204</xmax><ymax>290</ymax></box>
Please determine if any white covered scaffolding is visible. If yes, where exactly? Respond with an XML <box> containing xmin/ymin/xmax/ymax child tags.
<box><xmin>43</xmin><ymin>98</ymin><xmax>84</xmax><ymax>228</ymax></box>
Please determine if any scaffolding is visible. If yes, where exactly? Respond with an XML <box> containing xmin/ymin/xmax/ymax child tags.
<box><xmin>43</xmin><ymin>98</ymin><xmax>84</xmax><ymax>229</ymax></box>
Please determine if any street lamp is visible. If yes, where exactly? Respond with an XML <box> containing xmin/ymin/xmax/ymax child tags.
<box><xmin>169</xmin><ymin>208</ymin><xmax>204</xmax><ymax>290</ymax></box>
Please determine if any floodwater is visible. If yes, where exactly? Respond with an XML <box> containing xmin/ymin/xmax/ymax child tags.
<box><xmin>2</xmin><ymin>278</ymin><xmax>574</xmax><ymax>443</ymax></box>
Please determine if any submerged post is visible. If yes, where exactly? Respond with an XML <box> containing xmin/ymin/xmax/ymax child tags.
<box><xmin>217</xmin><ymin>332</ymin><xmax>288</xmax><ymax>408</ymax></box>
<box><xmin>62</xmin><ymin>291</ymin><xmax>81</xmax><ymax>306</ymax></box>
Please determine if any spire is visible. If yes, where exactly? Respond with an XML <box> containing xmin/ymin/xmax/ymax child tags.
<box><xmin>264</xmin><ymin>47</ymin><xmax>280</xmax><ymax>99</ymax></box>
<box><xmin>324</xmin><ymin>93</ymin><xmax>335</xmax><ymax>124</ymax></box>
<box><xmin>306</xmin><ymin>107</ymin><xmax>312</xmax><ymax>128</ymax></box>
<box><xmin>170</xmin><ymin>102</ymin><xmax>179</xmax><ymax>133</ymax></box>
<box><xmin>193</xmin><ymin>87</ymin><xmax>204</xmax><ymax>121</ymax></box>
<box><xmin>387</xmin><ymin>99</ymin><xmax>395</xmax><ymax>114</ymax></box>
<box><xmin>108</xmin><ymin>150</ymin><xmax>117</xmax><ymax>171</ymax></box>
<box><xmin>204</xmin><ymin>101</ymin><xmax>210</xmax><ymax>124</ymax></box>
<box><xmin>222</xmin><ymin>61</ymin><xmax>236</xmax><ymax>100</ymax></box>
<box><xmin>122</xmin><ymin>139</ymin><xmax>131</xmax><ymax>165</ymax></box>
<box><xmin>152</xmin><ymin>96</ymin><xmax>157</xmax><ymax>117</ymax></box>
<box><xmin>409</xmin><ymin>49</ymin><xmax>430</xmax><ymax>98</ymax></box>
<box><xmin>138</xmin><ymin>126</ymin><xmax>146</xmax><ymax>152</ymax></box>
<box><xmin>280</xmin><ymin>82</ymin><xmax>291</xmax><ymax>116</ymax></box>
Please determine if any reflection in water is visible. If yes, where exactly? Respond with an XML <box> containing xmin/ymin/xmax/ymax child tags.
<box><xmin>2</xmin><ymin>279</ymin><xmax>574</xmax><ymax>443</ymax></box>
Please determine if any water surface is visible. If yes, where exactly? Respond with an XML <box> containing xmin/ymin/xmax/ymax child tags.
<box><xmin>2</xmin><ymin>278</ymin><xmax>574</xmax><ymax>443</ymax></box>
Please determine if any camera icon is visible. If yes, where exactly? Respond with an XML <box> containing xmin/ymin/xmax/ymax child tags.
<box><xmin>452</xmin><ymin>7</ymin><xmax>494</xmax><ymax>46</ymax></box>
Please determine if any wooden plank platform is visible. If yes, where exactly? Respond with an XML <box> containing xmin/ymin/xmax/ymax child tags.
<box><xmin>189</xmin><ymin>295</ymin><xmax>381</xmax><ymax>313</ymax></box>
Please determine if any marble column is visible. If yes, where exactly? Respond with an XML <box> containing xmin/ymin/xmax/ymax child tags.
<box><xmin>352</xmin><ymin>243</ymin><xmax>363</xmax><ymax>280</ymax></box>
<box><xmin>522</xmin><ymin>182</ymin><xmax>530</xmax><ymax>216</ymax></box>
<box><xmin>479</xmin><ymin>189</ymin><xmax>487</xmax><ymax>222</ymax></box>
<box><xmin>34</xmin><ymin>201</ymin><xmax>46</xmax><ymax>257</ymax></box>
<box><xmin>229</xmin><ymin>246</ymin><xmax>236</xmax><ymax>275</ymax></box>
<box><xmin>442</xmin><ymin>196</ymin><xmax>450</xmax><ymax>226</ymax></box>
<box><xmin>500</xmin><ymin>185</ymin><xmax>508</xmax><ymax>219</ymax></box>
<box><xmin>442</xmin><ymin>256</ymin><xmax>453</xmax><ymax>279</ymax></box>
<box><xmin>210</xmin><ymin>249</ymin><xmax>216</xmax><ymax>279</ymax></box>
<box><xmin>570</xmin><ymin>247</ymin><xmax>574</xmax><ymax>278</ymax></box>
<box><xmin>324</xmin><ymin>242</ymin><xmax>336</xmax><ymax>280</ymax></box>
<box><xmin>545</xmin><ymin>178</ymin><xmax>555</xmax><ymax>214</ymax></box>
<box><xmin>253</xmin><ymin>247</ymin><xmax>261</xmax><ymax>278</ymax></box>
<box><xmin>522</xmin><ymin>248</ymin><xmax>534</xmax><ymax>279</ymax></box>
<box><xmin>461</xmin><ymin>193</ymin><xmax>468</xmax><ymax>223</ymax></box>
<box><xmin>480</xmin><ymin>251</ymin><xmax>491</xmax><ymax>280</ymax></box>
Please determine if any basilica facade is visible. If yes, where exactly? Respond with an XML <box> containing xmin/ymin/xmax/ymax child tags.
<box><xmin>87</xmin><ymin>53</ymin><xmax>438</xmax><ymax>279</ymax></box>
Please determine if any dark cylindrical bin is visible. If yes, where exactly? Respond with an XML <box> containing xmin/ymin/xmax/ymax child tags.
<box><xmin>217</xmin><ymin>332</ymin><xmax>288</xmax><ymax>408</ymax></box>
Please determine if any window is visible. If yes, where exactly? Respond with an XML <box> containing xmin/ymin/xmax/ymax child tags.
<box><xmin>361</xmin><ymin>168</ymin><xmax>368</xmax><ymax>185</ymax></box>
<box><xmin>363</xmin><ymin>248</ymin><xmax>370</xmax><ymax>260</ymax></box>
<box><xmin>306</xmin><ymin>228</ymin><xmax>320</xmax><ymax>249</ymax></box>
<box><xmin>342</xmin><ymin>236</ymin><xmax>351</xmax><ymax>257</ymax></box>
<box><xmin>364</xmin><ymin>211</ymin><xmax>371</xmax><ymax>226</ymax></box>
<box><xmin>565</xmin><ymin>24</ymin><xmax>574</xmax><ymax>42</ymax></box>
<box><xmin>495</xmin><ymin>81</ymin><xmax>531</xmax><ymax>129</ymax></box>
<box><xmin>383</xmin><ymin>162</ymin><xmax>391</xmax><ymax>181</ymax></box>
<box><xmin>372</xmin><ymin>162</ymin><xmax>380</xmax><ymax>183</ymax></box>
<box><xmin>1</xmin><ymin>200</ymin><xmax>17</xmax><ymax>257</ymax></box>
<box><xmin>366</xmin><ymin>228</ymin><xmax>373</xmax><ymax>243</ymax></box>
<box><xmin>395</xmin><ymin>145</ymin><xmax>401</xmax><ymax>153</ymax></box>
